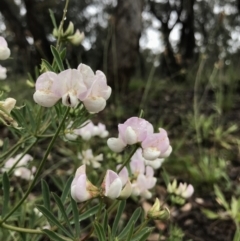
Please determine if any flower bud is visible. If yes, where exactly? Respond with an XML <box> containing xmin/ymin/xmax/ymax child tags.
<box><xmin>147</xmin><ymin>198</ymin><xmax>170</xmax><ymax>220</ymax></box>
<box><xmin>64</xmin><ymin>22</ymin><xmax>74</xmax><ymax>37</ymax></box>
<box><xmin>68</xmin><ymin>30</ymin><xmax>85</xmax><ymax>46</ymax></box>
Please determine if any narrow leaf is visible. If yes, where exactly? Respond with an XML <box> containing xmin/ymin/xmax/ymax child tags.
<box><xmin>61</xmin><ymin>176</ymin><xmax>73</xmax><ymax>203</ymax></box>
<box><xmin>132</xmin><ymin>227</ymin><xmax>154</xmax><ymax>241</ymax></box>
<box><xmin>78</xmin><ymin>204</ymin><xmax>101</xmax><ymax>222</ymax></box>
<box><xmin>112</xmin><ymin>200</ymin><xmax>126</xmax><ymax>236</ymax></box>
<box><xmin>71</xmin><ymin>197</ymin><xmax>81</xmax><ymax>238</ymax></box>
<box><xmin>118</xmin><ymin>207</ymin><xmax>142</xmax><ymax>239</ymax></box>
<box><xmin>93</xmin><ymin>222</ymin><xmax>105</xmax><ymax>241</ymax></box>
<box><xmin>60</xmin><ymin>48</ymin><xmax>66</xmax><ymax>60</ymax></box>
<box><xmin>103</xmin><ymin>209</ymin><xmax>108</xmax><ymax>233</ymax></box>
<box><xmin>52</xmin><ymin>193</ymin><xmax>73</xmax><ymax>233</ymax></box>
<box><xmin>41</xmin><ymin>59</ymin><xmax>54</xmax><ymax>72</ymax></box>
<box><xmin>125</xmin><ymin>222</ymin><xmax>135</xmax><ymax>241</ymax></box>
<box><xmin>42</xmin><ymin>229</ymin><xmax>70</xmax><ymax>241</ymax></box>
<box><xmin>36</xmin><ymin>205</ymin><xmax>73</xmax><ymax>238</ymax></box>
<box><xmin>51</xmin><ymin>46</ymin><xmax>64</xmax><ymax>72</ymax></box>
<box><xmin>41</xmin><ymin>179</ymin><xmax>51</xmax><ymax>211</ymax></box>
<box><xmin>214</xmin><ymin>185</ymin><xmax>229</xmax><ymax>209</ymax></box>
<box><xmin>48</xmin><ymin>9</ymin><xmax>58</xmax><ymax>29</ymax></box>
<box><xmin>2</xmin><ymin>172</ymin><xmax>10</xmax><ymax>216</ymax></box>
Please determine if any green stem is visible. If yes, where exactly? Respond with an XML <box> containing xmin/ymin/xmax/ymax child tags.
<box><xmin>0</xmin><ymin>136</ymin><xmax>33</xmax><ymax>160</ymax></box>
<box><xmin>117</xmin><ymin>145</ymin><xmax>139</xmax><ymax>173</ymax></box>
<box><xmin>0</xmin><ymin>108</ymin><xmax>70</xmax><ymax>224</ymax></box>
<box><xmin>56</xmin><ymin>0</ymin><xmax>70</xmax><ymax>49</ymax></box>
<box><xmin>1</xmin><ymin>222</ymin><xmax>42</xmax><ymax>234</ymax></box>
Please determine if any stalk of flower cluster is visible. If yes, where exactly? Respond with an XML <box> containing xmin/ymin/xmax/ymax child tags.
<box><xmin>117</xmin><ymin>145</ymin><xmax>139</xmax><ymax>173</ymax></box>
<box><xmin>0</xmin><ymin>107</ymin><xmax>70</xmax><ymax>224</ymax></box>
<box><xmin>56</xmin><ymin>0</ymin><xmax>70</xmax><ymax>49</ymax></box>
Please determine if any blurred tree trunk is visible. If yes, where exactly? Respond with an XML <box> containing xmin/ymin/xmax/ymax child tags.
<box><xmin>0</xmin><ymin>0</ymin><xmax>52</xmax><ymax>73</ymax></box>
<box><xmin>0</xmin><ymin>0</ymin><xmax>31</xmax><ymax>72</ymax></box>
<box><xmin>179</xmin><ymin>0</ymin><xmax>195</xmax><ymax>63</ymax></box>
<box><xmin>149</xmin><ymin>0</ymin><xmax>183</xmax><ymax>78</ymax></box>
<box><xmin>107</xmin><ymin>0</ymin><xmax>144</xmax><ymax>92</ymax></box>
<box><xmin>23</xmin><ymin>0</ymin><xmax>52</xmax><ymax>62</ymax></box>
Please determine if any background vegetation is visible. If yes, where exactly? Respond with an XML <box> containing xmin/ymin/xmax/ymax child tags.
<box><xmin>1</xmin><ymin>0</ymin><xmax>240</xmax><ymax>240</ymax></box>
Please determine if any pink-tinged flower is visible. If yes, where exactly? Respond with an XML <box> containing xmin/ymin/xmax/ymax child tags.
<box><xmin>78</xmin><ymin>149</ymin><xmax>103</xmax><ymax>168</ymax></box>
<box><xmin>118</xmin><ymin>117</ymin><xmax>154</xmax><ymax>145</ymax></box>
<box><xmin>102</xmin><ymin>170</ymin><xmax>122</xmax><ymax>199</ymax></box>
<box><xmin>33</xmin><ymin>72</ymin><xmax>60</xmax><ymax>107</ymax></box>
<box><xmin>71</xmin><ymin>165</ymin><xmax>99</xmax><ymax>202</ymax></box>
<box><xmin>107</xmin><ymin>137</ymin><xmax>127</xmax><ymax>153</ymax></box>
<box><xmin>116</xmin><ymin>166</ymin><xmax>132</xmax><ymax>199</ymax></box>
<box><xmin>52</xmin><ymin>69</ymin><xmax>87</xmax><ymax>108</ymax></box>
<box><xmin>74</xmin><ymin>121</ymin><xmax>95</xmax><ymax>140</ymax></box>
<box><xmin>176</xmin><ymin>182</ymin><xmax>194</xmax><ymax>199</ymax></box>
<box><xmin>141</xmin><ymin>128</ymin><xmax>171</xmax><ymax>160</ymax></box>
<box><xmin>0</xmin><ymin>65</ymin><xmax>7</xmax><ymax>79</ymax></box>
<box><xmin>130</xmin><ymin>150</ymin><xmax>157</xmax><ymax>199</ymax></box>
<box><xmin>0</xmin><ymin>37</ymin><xmax>11</xmax><ymax>60</ymax></box>
<box><xmin>144</xmin><ymin>158</ymin><xmax>164</xmax><ymax>169</ymax></box>
<box><xmin>78</xmin><ymin>64</ymin><xmax>111</xmax><ymax>113</ymax></box>
<box><xmin>131</xmin><ymin>166</ymin><xmax>157</xmax><ymax>199</ymax></box>
<box><xmin>130</xmin><ymin>149</ymin><xmax>145</xmax><ymax>175</ymax></box>
<box><xmin>94</xmin><ymin>123</ymin><xmax>109</xmax><ymax>138</ymax></box>
<box><xmin>2</xmin><ymin>153</ymin><xmax>35</xmax><ymax>180</ymax></box>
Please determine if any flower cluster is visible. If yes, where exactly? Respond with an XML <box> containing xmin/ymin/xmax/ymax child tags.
<box><xmin>53</xmin><ymin>21</ymin><xmax>84</xmax><ymax>46</ymax></box>
<box><xmin>71</xmin><ymin>165</ymin><xmax>132</xmax><ymax>202</ymax></box>
<box><xmin>65</xmin><ymin>120</ymin><xmax>109</xmax><ymax>141</ymax></box>
<box><xmin>0</xmin><ymin>36</ymin><xmax>11</xmax><ymax>80</ymax></box>
<box><xmin>33</xmin><ymin>64</ymin><xmax>111</xmax><ymax>113</ymax></box>
<box><xmin>2</xmin><ymin>153</ymin><xmax>36</xmax><ymax>180</ymax></box>
<box><xmin>167</xmin><ymin>180</ymin><xmax>194</xmax><ymax>204</ymax></box>
<box><xmin>78</xmin><ymin>149</ymin><xmax>103</xmax><ymax>168</ymax></box>
<box><xmin>107</xmin><ymin>117</ymin><xmax>172</xmax><ymax>160</ymax></box>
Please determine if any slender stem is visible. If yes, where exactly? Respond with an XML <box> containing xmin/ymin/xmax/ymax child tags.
<box><xmin>0</xmin><ymin>136</ymin><xmax>33</xmax><ymax>159</ymax></box>
<box><xmin>1</xmin><ymin>223</ymin><xmax>42</xmax><ymax>234</ymax></box>
<box><xmin>0</xmin><ymin>108</ymin><xmax>70</xmax><ymax>224</ymax></box>
<box><xmin>56</xmin><ymin>0</ymin><xmax>70</xmax><ymax>49</ymax></box>
<box><xmin>118</xmin><ymin>145</ymin><xmax>139</xmax><ymax>173</ymax></box>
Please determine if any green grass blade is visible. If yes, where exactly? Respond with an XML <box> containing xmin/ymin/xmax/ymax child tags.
<box><xmin>112</xmin><ymin>200</ymin><xmax>126</xmax><ymax>236</ymax></box>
